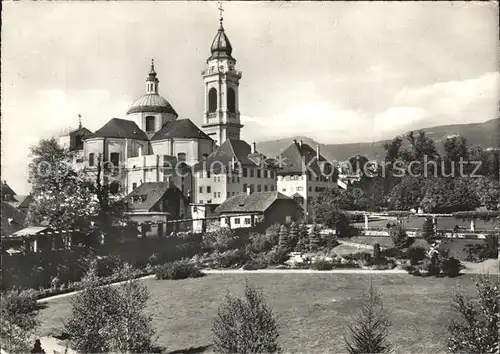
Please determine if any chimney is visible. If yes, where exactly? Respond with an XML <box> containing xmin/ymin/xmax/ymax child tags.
<box><xmin>246</xmin><ymin>186</ymin><xmax>251</xmax><ymax>195</ymax></box>
<box><xmin>299</xmin><ymin>140</ymin><xmax>303</xmax><ymax>147</ymax></box>
<box><xmin>251</xmin><ymin>142</ymin><xmax>256</xmax><ymax>154</ymax></box>
<box><xmin>316</xmin><ymin>145</ymin><xmax>320</xmax><ymax>160</ymax></box>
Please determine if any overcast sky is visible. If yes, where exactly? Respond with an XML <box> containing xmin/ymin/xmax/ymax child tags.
<box><xmin>2</xmin><ymin>1</ymin><xmax>499</xmax><ymax>194</ymax></box>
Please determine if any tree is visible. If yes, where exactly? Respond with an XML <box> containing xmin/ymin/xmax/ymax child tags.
<box><xmin>278</xmin><ymin>225</ymin><xmax>289</xmax><ymax>254</ymax></box>
<box><xmin>448</xmin><ymin>275</ymin><xmax>499</xmax><ymax>354</ymax></box>
<box><xmin>421</xmin><ymin>217</ymin><xmax>435</xmax><ymax>244</ymax></box>
<box><xmin>420</xmin><ymin>178</ymin><xmax>480</xmax><ymax>213</ymax></box>
<box><xmin>295</xmin><ymin>224</ymin><xmax>309</xmax><ymax>252</ymax></box>
<box><xmin>383</xmin><ymin>137</ymin><xmax>403</xmax><ymax>164</ymax></box>
<box><xmin>309</xmin><ymin>224</ymin><xmax>321</xmax><ymax>253</ymax></box>
<box><xmin>389</xmin><ymin>224</ymin><xmax>410</xmax><ymax>250</ymax></box>
<box><xmin>65</xmin><ymin>264</ymin><xmax>156</xmax><ymax>353</ymax></box>
<box><xmin>26</xmin><ymin>138</ymin><xmax>99</xmax><ymax>229</ymax></box>
<box><xmin>212</xmin><ymin>280</ymin><xmax>281</xmax><ymax>354</ymax></box>
<box><xmin>387</xmin><ymin>176</ymin><xmax>428</xmax><ymax>211</ymax></box>
<box><xmin>1</xmin><ymin>289</ymin><xmax>40</xmax><ymax>353</ymax></box>
<box><xmin>344</xmin><ymin>283</ymin><xmax>392</xmax><ymax>354</ymax></box>
<box><xmin>288</xmin><ymin>222</ymin><xmax>299</xmax><ymax>250</ymax></box>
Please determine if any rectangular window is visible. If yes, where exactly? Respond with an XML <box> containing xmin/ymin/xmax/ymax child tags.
<box><xmin>309</xmin><ymin>186</ymin><xmax>312</xmax><ymax>192</ymax></box>
<box><xmin>199</xmin><ymin>200</ymin><xmax>203</xmax><ymax>203</ymax></box>
<box><xmin>243</xmin><ymin>184</ymin><xmax>247</xmax><ymax>192</ymax></box>
<box><xmin>214</xmin><ymin>177</ymin><xmax>217</xmax><ymax>182</ymax></box>
<box><xmin>250</xmin><ymin>169</ymin><xmax>254</xmax><ymax>178</ymax></box>
<box><xmin>250</xmin><ymin>184</ymin><xmax>254</xmax><ymax>193</ymax></box>
<box><xmin>232</xmin><ymin>176</ymin><xmax>235</xmax><ymax>183</ymax></box>
<box><xmin>257</xmin><ymin>184</ymin><xmax>262</xmax><ymax>192</ymax></box>
<box><xmin>145</xmin><ymin>116</ymin><xmax>155</xmax><ymax>133</ymax></box>
<box><xmin>132</xmin><ymin>183</ymin><xmax>137</xmax><ymax>190</ymax></box>
<box><xmin>237</xmin><ymin>177</ymin><xmax>240</xmax><ymax>183</ymax></box>
<box><xmin>257</xmin><ymin>169</ymin><xmax>261</xmax><ymax>178</ymax></box>
<box><xmin>232</xmin><ymin>192</ymin><xmax>235</xmax><ymax>196</ymax></box>
<box><xmin>218</xmin><ymin>192</ymin><xmax>221</xmax><ymax>198</ymax></box>
<box><xmin>234</xmin><ymin>218</ymin><xmax>240</xmax><ymax>224</ymax></box>
<box><xmin>214</xmin><ymin>192</ymin><xmax>217</xmax><ymax>198</ymax></box>
<box><xmin>282</xmin><ymin>188</ymin><xmax>286</xmax><ymax>192</ymax></box>
<box><xmin>244</xmin><ymin>218</ymin><xmax>251</xmax><ymax>225</ymax></box>
<box><xmin>227</xmin><ymin>192</ymin><xmax>230</xmax><ymax>198</ymax></box>
<box><xmin>207</xmin><ymin>171</ymin><xmax>211</xmax><ymax>178</ymax></box>
<box><xmin>218</xmin><ymin>176</ymin><xmax>221</xmax><ymax>182</ymax></box>
<box><xmin>88</xmin><ymin>153</ymin><xmax>95</xmax><ymax>167</ymax></box>
<box><xmin>264</xmin><ymin>185</ymin><xmax>268</xmax><ymax>192</ymax></box>
<box><xmin>243</xmin><ymin>168</ymin><xmax>248</xmax><ymax>177</ymax></box>
<box><xmin>110</xmin><ymin>152</ymin><xmax>119</xmax><ymax>167</ymax></box>
<box><xmin>271</xmin><ymin>171</ymin><xmax>275</xmax><ymax>179</ymax></box>
<box><xmin>199</xmin><ymin>186</ymin><xmax>203</xmax><ymax>193</ymax></box>
<box><xmin>207</xmin><ymin>186</ymin><xmax>211</xmax><ymax>193</ymax></box>
<box><xmin>316</xmin><ymin>176</ymin><xmax>319</xmax><ymax>181</ymax></box>
<box><xmin>271</xmin><ymin>185</ymin><xmax>275</xmax><ymax>191</ymax></box>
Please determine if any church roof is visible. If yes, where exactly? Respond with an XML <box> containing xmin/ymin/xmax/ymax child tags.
<box><xmin>209</xmin><ymin>25</ymin><xmax>234</xmax><ymax>61</ymax></box>
<box><xmin>1</xmin><ymin>202</ymin><xmax>26</xmax><ymax>236</ymax></box>
<box><xmin>150</xmin><ymin>119</ymin><xmax>212</xmax><ymax>141</ymax></box>
<box><xmin>86</xmin><ymin>118</ymin><xmax>149</xmax><ymax>141</ymax></box>
<box><xmin>127</xmin><ymin>93</ymin><xmax>178</xmax><ymax>116</ymax></box>
<box><xmin>124</xmin><ymin>182</ymin><xmax>185</xmax><ymax>212</ymax></box>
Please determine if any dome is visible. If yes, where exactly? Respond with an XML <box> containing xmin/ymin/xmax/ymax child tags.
<box><xmin>209</xmin><ymin>25</ymin><xmax>233</xmax><ymax>60</ymax></box>
<box><xmin>127</xmin><ymin>93</ymin><xmax>178</xmax><ymax>116</ymax></box>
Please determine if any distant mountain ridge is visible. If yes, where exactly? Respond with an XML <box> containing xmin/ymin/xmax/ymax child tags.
<box><xmin>257</xmin><ymin>118</ymin><xmax>499</xmax><ymax>161</ymax></box>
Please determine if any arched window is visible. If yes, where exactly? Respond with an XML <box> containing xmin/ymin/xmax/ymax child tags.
<box><xmin>177</xmin><ymin>152</ymin><xmax>186</xmax><ymax>162</ymax></box>
<box><xmin>145</xmin><ymin>116</ymin><xmax>155</xmax><ymax>133</ymax></box>
<box><xmin>208</xmin><ymin>88</ymin><xmax>217</xmax><ymax>113</ymax></box>
<box><xmin>227</xmin><ymin>87</ymin><xmax>236</xmax><ymax>113</ymax></box>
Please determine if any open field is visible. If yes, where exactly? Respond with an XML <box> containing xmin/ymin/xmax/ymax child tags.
<box><xmin>38</xmin><ymin>273</ymin><xmax>483</xmax><ymax>353</ymax></box>
<box><xmin>352</xmin><ymin>216</ymin><xmax>498</xmax><ymax>230</ymax></box>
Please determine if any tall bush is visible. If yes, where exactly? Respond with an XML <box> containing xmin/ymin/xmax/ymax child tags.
<box><xmin>278</xmin><ymin>225</ymin><xmax>289</xmax><ymax>254</ymax></box>
<box><xmin>448</xmin><ymin>275</ymin><xmax>499</xmax><ymax>353</ymax></box>
<box><xmin>294</xmin><ymin>224</ymin><xmax>309</xmax><ymax>252</ymax></box>
<box><xmin>421</xmin><ymin>217</ymin><xmax>435</xmax><ymax>244</ymax></box>
<box><xmin>288</xmin><ymin>222</ymin><xmax>299</xmax><ymax>250</ymax></box>
<box><xmin>344</xmin><ymin>283</ymin><xmax>392</xmax><ymax>354</ymax></box>
<box><xmin>373</xmin><ymin>243</ymin><xmax>381</xmax><ymax>261</ymax></box>
<box><xmin>309</xmin><ymin>224</ymin><xmax>321</xmax><ymax>253</ymax></box>
<box><xmin>212</xmin><ymin>280</ymin><xmax>281</xmax><ymax>353</ymax></box>
<box><xmin>0</xmin><ymin>289</ymin><xmax>40</xmax><ymax>353</ymax></box>
<box><xmin>389</xmin><ymin>224</ymin><xmax>410</xmax><ymax>249</ymax></box>
<box><xmin>265</xmin><ymin>224</ymin><xmax>281</xmax><ymax>246</ymax></box>
<box><xmin>335</xmin><ymin>212</ymin><xmax>351</xmax><ymax>238</ymax></box>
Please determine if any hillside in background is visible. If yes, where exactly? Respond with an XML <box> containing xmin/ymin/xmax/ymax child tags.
<box><xmin>257</xmin><ymin>118</ymin><xmax>499</xmax><ymax>161</ymax></box>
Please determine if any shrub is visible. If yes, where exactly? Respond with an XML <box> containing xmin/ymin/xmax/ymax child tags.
<box><xmin>203</xmin><ymin>227</ymin><xmax>240</xmax><ymax>253</ymax></box>
<box><xmin>0</xmin><ymin>289</ymin><xmax>40</xmax><ymax>353</ymax></box>
<box><xmin>380</xmin><ymin>247</ymin><xmax>405</xmax><ymax>259</ymax></box>
<box><xmin>265</xmin><ymin>248</ymin><xmax>289</xmax><ymax>265</ymax></box>
<box><xmin>248</xmin><ymin>232</ymin><xmax>274</xmax><ymax>253</ymax></box>
<box><xmin>294</xmin><ymin>224</ymin><xmax>309</xmax><ymax>252</ymax></box>
<box><xmin>335</xmin><ymin>212</ymin><xmax>351</xmax><ymax>238</ymax></box>
<box><xmin>213</xmin><ymin>249</ymin><xmax>248</xmax><ymax>269</ymax></box>
<box><xmin>426</xmin><ymin>252</ymin><xmax>441</xmax><ymax>276</ymax></box>
<box><xmin>389</xmin><ymin>224</ymin><xmax>411</xmax><ymax>249</ymax></box>
<box><xmin>265</xmin><ymin>223</ymin><xmax>281</xmax><ymax>246</ymax></box>
<box><xmin>278</xmin><ymin>225</ymin><xmax>289</xmax><ymax>254</ymax></box>
<box><xmin>155</xmin><ymin>260</ymin><xmax>204</xmax><ymax>280</ymax></box>
<box><xmin>407</xmin><ymin>246</ymin><xmax>427</xmax><ymax>266</ymax></box>
<box><xmin>448</xmin><ymin>275</ymin><xmax>499</xmax><ymax>354</ymax></box>
<box><xmin>441</xmin><ymin>257</ymin><xmax>461</xmax><ymax>278</ymax></box>
<box><xmin>344</xmin><ymin>283</ymin><xmax>392</xmax><ymax>354</ymax></box>
<box><xmin>288</xmin><ymin>222</ymin><xmax>299</xmax><ymax>250</ymax></box>
<box><xmin>309</xmin><ymin>224</ymin><xmax>321</xmax><ymax>252</ymax></box>
<box><xmin>422</xmin><ymin>217</ymin><xmax>435</xmax><ymax>244</ymax></box>
<box><xmin>242</xmin><ymin>257</ymin><xmax>268</xmax><ymax>271</ymax></box>
<box><xmin>311</xmin><ymin>258</ymin><xmax>334</xmax><ymax>270</ymax></box>
<box><xmin>65</xmin><ymin>268</ymin><xmax>156</xmax><ymax>353</ymax></box>
<box><xmin>373</xmin><ymin>243</ymin><xmax>381</xmax><ymax>261</ymax></box>
<box><xmin>212</xmin><ymin>280</ymin><xmax>281</xmax><ymax>353</ymax></box>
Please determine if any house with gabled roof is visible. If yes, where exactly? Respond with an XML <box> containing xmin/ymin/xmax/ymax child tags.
<box><xmin>277</xmin><ymin>139</ymin><xmax>337</xmax><ymax>219</ymax></box>
<box><xmin>123</xmin><ymin>182</ymin><xmax>189</xmax><ymax>237</ymax></box>
<box><xmin>193</xmin><ymin>140</ymin><xmax>278</xmax><ymax>205</ymax></box>
<box><xmin>215</xmin><ymin>190</ymin><xmax>303</xmax><ymax>230</ymax></box>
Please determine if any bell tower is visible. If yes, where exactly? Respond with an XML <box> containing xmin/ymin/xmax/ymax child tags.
<box><xmin>201</xmin><ymin>3</ymin><xmax>243</xmax><ymax>146</ymax></box>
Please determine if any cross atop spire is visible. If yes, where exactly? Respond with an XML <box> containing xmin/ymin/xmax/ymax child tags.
<box><xmin>78</xmin><ymin>114</ymin><xmax>82</xmax><ymax>129</ymax></box>
<box><xmin>218</xmin><ymin>1</ymin><xmax>224</xmax><ymax>28</ymax></box>
<box><xmin>150</xmin><ymin>58</ymin><xmax>156</xmax><ymax>74</ymax></box>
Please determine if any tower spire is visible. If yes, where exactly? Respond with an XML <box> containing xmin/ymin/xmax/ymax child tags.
<box><xmin>78</xmin><ymin>114</ymin><xmax>82</xmax><ymax>129</ymax></box>
<box><xmin>150</xmin><ymin>58</ymin><xmax>155</xmax><ymax>74</ymax></box>
<box><xmin>218</xmin><ymin>1</ymin><xmax>224</xmax><ymax>28</ymax></box>
<box><xmin>146</xmin><ymin>59</ymin><xmax>159</xmax><ymax>94</ymax></box>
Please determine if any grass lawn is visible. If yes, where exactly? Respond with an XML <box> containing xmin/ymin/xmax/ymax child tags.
<box><xmin>38</xmin><ymin>273</ymin><xmax>482</xmax><ymax>353</ymax></box>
